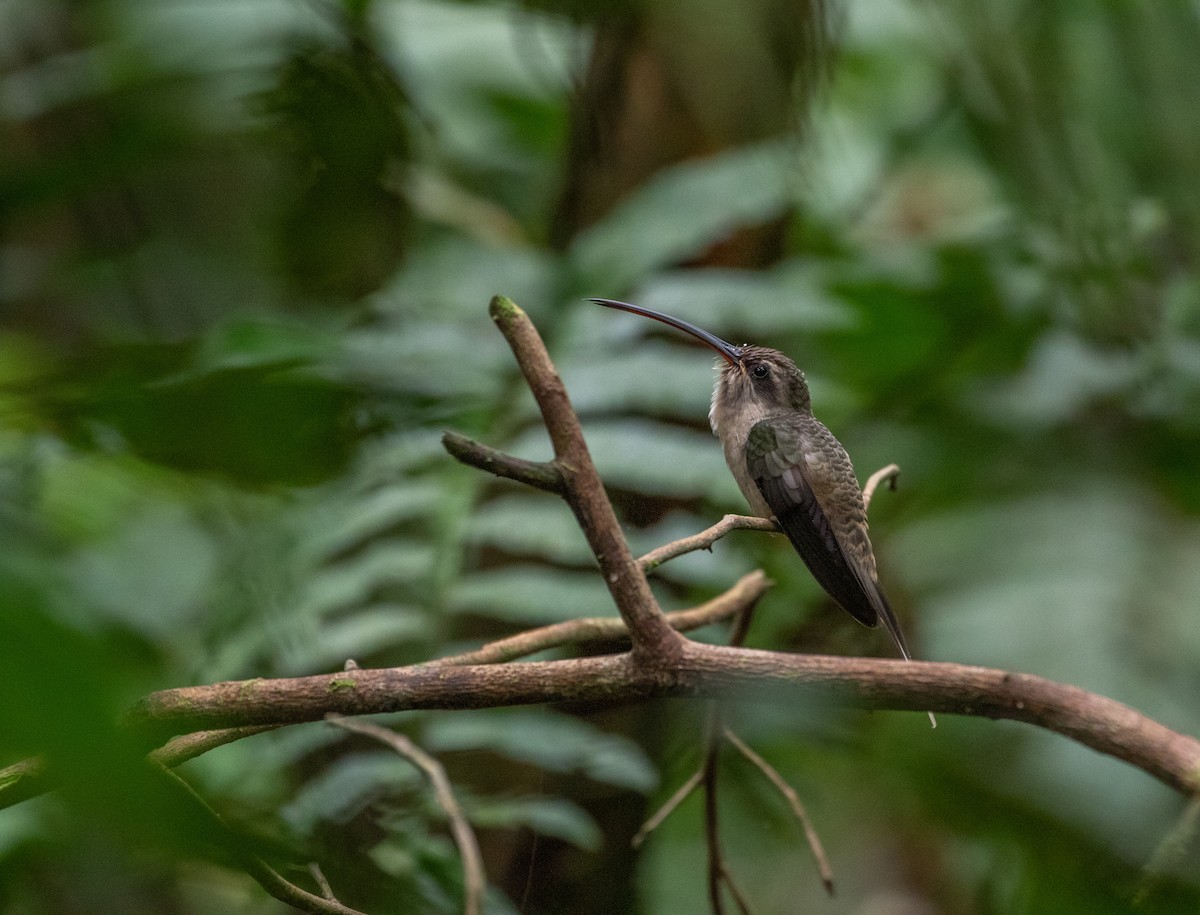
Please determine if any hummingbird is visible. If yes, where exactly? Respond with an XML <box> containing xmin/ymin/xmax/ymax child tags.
<box><xmin>593</xmin><ymin>298</ymin><xmax>931</xmax><ymax>717</ymax></box>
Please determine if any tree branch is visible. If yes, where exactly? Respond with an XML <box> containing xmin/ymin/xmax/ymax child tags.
<box><xmin>424</xmin><ymin>570</ymin><xmax>770</xmax><ymax>667</ymax></box>
<box><xmin>723</xmin><ymin>728</ymin><xmax>833</xmax><ymax>895</ymax></box>
<box><xmin>158</xmin><ymin>764</ymin><xmax>367</xmax><ymax>915</ymax></box>
<box><xmin>632</xmin><ymin>769</ymin><xmax>704</xmax><ymax>849</ymax></box>
<box><xmin>861</xmin><ymin>463</ymin><xmax>899</xmax><ymax>511</ymax></box>
<box><xmin>442</xmin><ymin>431</ymin><xmax>564</xmax><ymax>495</ymax></box>
<box><xmin>151</xmin><ymin>725</ymin><xmax>279</xmax><ymax>767</ymax></box>
<box><xmin>637</xmin><ymin>515</ymin><xmax>779</xmax><ymax>573</ymax></box>
<box><xmin>652</xmin><ymin>596</ymin><xmax>832</xmax><ymax>910</ymax></box>
<box><xmin>703</xmin><ymin>709</ymin><xmax>726</xmax><ymax>915</ymax></box>
<box><xmin>0</xmin><ymin>572</ymin><xmax>772</xmax><ymax>813</ymax></box>
<box><xmin>327</xmin><ymin>716</ymin><xmax>485</xmax><ymax>915</ymax></box>
<box><xmin>487</xmin><ymin>295</ymin><xmax>681</xmax><ymax>660</ymax></box>
<box><xmin>123</xmin><ymin>646</ymin><xmax>1200</xmax><ymax>797</ymax></box>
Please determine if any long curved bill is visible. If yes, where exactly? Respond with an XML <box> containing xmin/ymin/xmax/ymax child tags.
<box><xmin>590</xmin><ymin>298</ymin><xmax>742</xmax><ymax>365</ymax></box>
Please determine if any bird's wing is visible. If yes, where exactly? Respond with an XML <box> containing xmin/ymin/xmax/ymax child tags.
<box><xmin>746</xmin><ymin>421</ymin><xmax>930</xmax><ymax>732</ymax></box>
<box><xmin>745</xmin><ymin>419</ymin><xmax>880</xmax><ymax>628</ymax></box>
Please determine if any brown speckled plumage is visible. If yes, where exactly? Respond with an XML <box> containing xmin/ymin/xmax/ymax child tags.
<box><xmin>711</xmin><ymin>348</ymin><xmax>910</xmax><ymax>655</ymax></box>
<box><xmin>591</xmin><ymin>298</ymin><xmax>920</xmax><ymax>670</ymax></box>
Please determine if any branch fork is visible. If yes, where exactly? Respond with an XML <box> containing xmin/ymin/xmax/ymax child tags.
<box><xmin>482</xmin><ymin>296</ymin><xmax>683</xmax><ymax>664</ymax></box>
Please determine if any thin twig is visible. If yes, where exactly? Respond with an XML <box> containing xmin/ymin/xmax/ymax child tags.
<box><xmin>701</xmin><ymin>597</ymin><xmax>765</xmax><ymax>915</ymax></box>
<box><xmin>632</xmin><ymin>769</ymin><xmax>705</xmax><ymax>848</ymax></box>
<box><xmin>327</xmin><ymin>715</ymin><xmax>485</xmax><ymax>915</ymax></box>
<box><xmin>634</xmin><ymin>590</ymin><xmax>767</xmax><ymax>853</ymax></box>
<box><xmin>726</xmin><ymin>602</ymin><xmax>757</xmax><ymax>651</ymax></box>
<box><xmin>703</xmin><ymin>709</ymin><xmax>725</xmax><ymax>915</ymax></box>
<box><xmin>638</xmin><ymin>514</ymin><xmax>779</xmax><ymax>572</ymax></box>
<box><xmin>308</xmin><ymin>863</ymin><xmax>336</xmax><ymax>901</ymax></box>
<box><xmin>858</xmin><ymin>463</ymin><xmax>935</xmax><ymax>727</ymax></box>
<box><xmin>719</xmin><ymin>863</ymin><xmax>755</xmax><ymax>915</ymax></box>
<box><xmin>241</xmin><ymin>851</ymin><xmax>366</xmax><ymax>914</ymax></box>
<box><xmin>862</xmin><ymin>463</ymin><xmax>900</xmax><ymax>512</ymax></box>
<box><xmin>442</xmin><ymin>432</ymin><xmax>564</xmax><ymax>495</ymax></box>
<box><xmin>426</xmin><ymin>570</ymin><xmax>770</xmax><ymax>667</ymax></box>
<box><xmin>698</xmin><ymin>699</ymin><xmax>760</xmax><ymax>914</ymax></box>
<box><xmin>702</xmin><ymin>725</ymin><xmax>757</xmax><ymax>915</ymax></box>
<box><xmin>157</xmin><ymin>764</ymin><xmax>366</xmax><ymax>915</ymax></box>
<box><xmin>1134</xmin><ymin>794</ymin><xmax>1200</xmax><ymax>907</ymax></box>
<box><xmin>723</xmin><ymin>728</ymin><xmax>834</xmax><ymax>896</ymax></box>
<box><xmin>151</xmin><ymin>725</ymin><xmax>279</xmax><ymax>767</ymax></box>
<box><xmin>0</xmin><ymin>757</ymin><xmax>46</xmax><ymax>809</ymax></box>
<box><xmin>488</xmin><ymin>295</ymin><xmax>681</xmax><ymax>659</ymax></box>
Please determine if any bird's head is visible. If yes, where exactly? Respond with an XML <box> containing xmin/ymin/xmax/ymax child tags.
<box><xmin>590</xmin><ymin>298</ymin><xmax>811</xmax><ymax>414</ymax></box>
<box><xmin>715</xmin><ymin>344</ymin><xmax>811</xmax><ymax>414</ymax></box>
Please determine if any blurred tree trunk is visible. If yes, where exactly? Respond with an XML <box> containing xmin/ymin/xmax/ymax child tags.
<box><xmin>550</xmin><ymin>0</ymin><xmax>830</xmax><ymax>267</ymax></box>
<box><xmin>0</xmin><ymin>1</ymin><xmax>161</xmax><ymax>341</ymax></box>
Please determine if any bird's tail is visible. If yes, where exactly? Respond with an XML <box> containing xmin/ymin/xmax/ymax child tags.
<box><xmin>875</xmin><ymin>594</ymin><xmax>937</xmax><ymax>730</ymax></box>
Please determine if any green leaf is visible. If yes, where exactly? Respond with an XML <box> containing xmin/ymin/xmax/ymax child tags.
<box><xmin>68</xmin><ymin>504</ymin><xmax>217</xmax><ymax>639</ymax></box>
<box><xmin>627</xmin><ymin>511</ymin><xmax>760</xmax><ymax>588</ymax></box>
<box><xmin>556</xmin><ymin>420</ymin><xmax>741</xmax><ymax>504</ymax></box>
<box><xmin>560</xmin><ymin>345</ymin><xmax>715</xmax><ymax>418</ymax></box>
<box><xmin>446</xmin><ymin>567</ymin><xmax>614</xmax><ymax>624</ymax></box>
<box><xmin>624</xmin><ymin>261</ymin><xmax>854</xmax><ymax>337</ymax></box>
<box><xmin>340</xmin><ymin>322</ymin><xmax>508</xmax><ymax>400</ymax></box>
<box><xmin>293</xmin><ymin>605</ymin><xmax>430</xmax><ymax>671</ymax></box>
<box><xmin>298</xmin><ymin>540</ymin><xmax>437</xmax><ymax>620</ymax></box>
<box><xmin>465</xmin><ymin>496</ymin><xmax>593</xmax><ymax>565</ymax></box>
<box><xmin>281</xmin><ymin>750</ymin><xmax>423</xmax><ymax>835</ymax></box>
<box><xmin>423</xmin><ymin>711</ymin><xmax>658</xmax><ymax>793</ymax></box>
<box><xmin>973</xmin><ymin>331</ymin><xmax>1140</xmax><ymax>427</ymax></box>
<box><xmin>568</xmin><ymin>140</ymin><xmax>799</xmax><ymax>288</ymax></box>
<box><xmin>301</xmin><ymin>482</ymin><xmax>445</xmax><ymax>563</ymax></box>
<box><xmin>467</xmin><ymin>796</ymin><xmax>602</xmax><ymax>851</ymax></box>
<box><xmin>371</xmin><ymin>235</ymin><xmax>553</xmax><ymax>321</ymax></box>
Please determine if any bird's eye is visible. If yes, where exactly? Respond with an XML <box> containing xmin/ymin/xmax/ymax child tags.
<box><xmin>752</xmin><ymin>364</ymin><xmax>769</xmax><ymax>379</ymax></box>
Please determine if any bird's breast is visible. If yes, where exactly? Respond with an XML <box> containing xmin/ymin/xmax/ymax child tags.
<box><xmin>712</xmin><ymin>400</ymin><xmax>781</xmax><ymax>519</ymax></box>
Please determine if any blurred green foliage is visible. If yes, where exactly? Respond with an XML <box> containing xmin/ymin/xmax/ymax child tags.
<box><xmin>2</xmin><ymin>0</ymin><xmax>1200</xmax><ymax>912</ymax></box>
